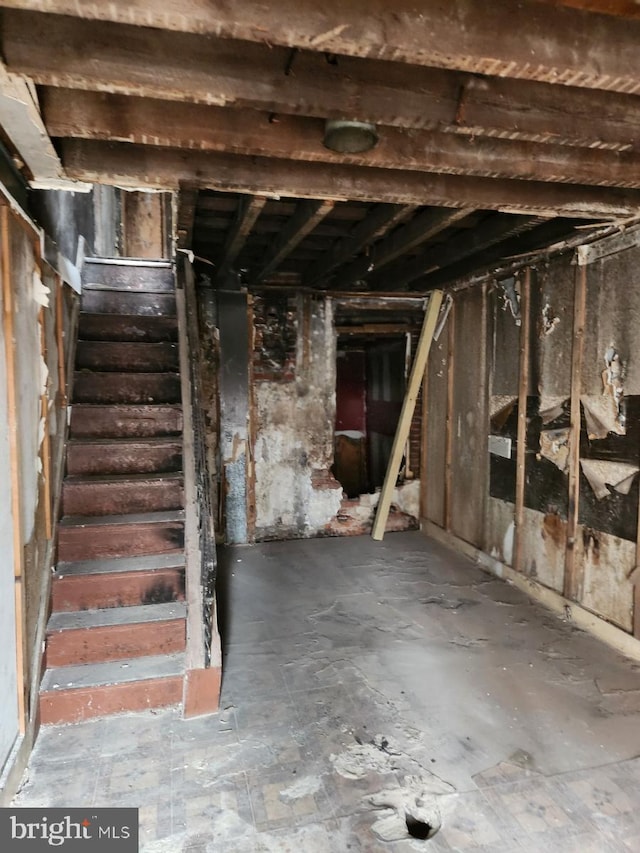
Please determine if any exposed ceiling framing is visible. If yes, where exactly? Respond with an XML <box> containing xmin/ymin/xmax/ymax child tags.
<box><xmin>1</xmin><ymin>0</ymin><xmax>640</xmax><ymax>291</ymax></box>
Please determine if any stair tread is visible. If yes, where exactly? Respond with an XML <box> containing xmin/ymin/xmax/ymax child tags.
<box><xmin>48</xmin><ymin>601</ymin><xmax>187</xmax><ymax>632</ymax></box>
<box><xmin>67</xmin><ymin>436</ymin><xmax>182</xmax><ymax>447</ymax></box>
<box><xmin>55</xmin><ymin>553</ymin><xmax>186</xmax><ymax>577</ymax></box>
<box><xmin>74</xmin><ymin>370</ymin><xmax>180</xmax><ymax>378</ymax></box>
<box><xmin>64</xmin><ymin>471</ymin><xmax>183</xmax><ymax>485</ymax></box>
<box><xmin>41</xmin><ymin>652</ymin><xmax>185</xmax><ymax>692</ymax></box>
<box><xmin>60</xmin><ymin>509</ymin><xmax>184</xmax><ymax>527</ymax></box>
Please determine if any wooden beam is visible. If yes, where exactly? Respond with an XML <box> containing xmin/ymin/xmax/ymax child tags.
<box><xmin>372</xmin><ymin>289</ymin><xmax>444</xmax><ymax>540</ymax></box>
<box><xmin>254</xmin><ymin>200</ymin><xmax>334</xmax><ymax>281</ymax></box>
<box><xmin>332</xmin><ymin>208</ymin><xmax>475</xmax><ymax>290</ymax></box>
<box><xmin>371</xmin><ymin>215</ymin><xmax>543</xmax><ymax>290</ymax></box>
<box><xmin>58</xmin><ymin>140</ymin><xmax>640</xmax><ymax>218</ymax></box>
<box><xmin>513</xmin><ymin>269</ymin><xmax>531</xmax><ymax>572</ymax></box>
<box><xmin>7</xmin><ymin>12</ymin><xmax>640</xmax><ymax>153</ymax></box>
<box><xmin>564</xmin><ymin>260</ymin><xmax>587</xmax><ymax>601</ymax></box>
<box><xmin>304</xmin><ymin>204</ymin><xmax>415</xmax><ymax>286</ymax></box>
<box><xmin>216</xmin><ymin>195</ymin><xmax>267</xmax><ymax>283</ymax></box>
<box><xmin>177</xmin><ymin>187</ymin><xmax>198</xmax><ymax>251</ymax></box>
<box><xmin>444</xmin><ymin>302</ymin><xmax>455</xmax><ymax>532</ymax></box>
<box><xmin>42</xmin><ymin>87</ymin><xmax>640</xmax><ymax>190</ymax></box>
<box><xmin>0</xmin><ymin>62</ymin><xmax>84</xmax><ymax>190</ymax></box>
<box><xmin>7</xmin><ymin>0</ymin><xmax>640</xmax><ymax>94</ymax></box>
<box><xmin>54</xmin><ymin>274</ymin><xmax>66</xmax><ymax>406</ymax></box>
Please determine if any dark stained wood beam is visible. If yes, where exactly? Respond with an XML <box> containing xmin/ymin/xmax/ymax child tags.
<box><xmin>421</xmin><ymin>217</ymin><xmax>586</xmax><ymax>288</ymax></box>
<box><xmin>215</xmin><ymin>195</ymin><xmax>267</xmax><ymax>282</ymax></box>
<box><xmin>303</xmin><ymin>204</ymin><xmax>416</xmax><ymax>285</ymax></box>
<box><xmin>372</xmin><ymin>215</ymin><xmax>546</xmax><ymax>290</ymax></box>
<box><xmin>330</xmin><ymin>208</ymin><xmax>477</xmax><ymax>290</ymax></box>
<box><xmin>254</xmin><ymin>200</ymin><xmax>334</xmax><ymax>281</ymax></box>
<box><xmin>58</xmin><ymin>139</ymin><xmax>640</xmax><ymax>218</ymax></box>
<box><xmin>6</xmin><ymin>12</ymin><xmax>640</xmax><ymax>152</ymax></box>
<box><xmin>41</xmin><ymin>88</ymin><xmax>640</xmax><ymax>189</ymax></box>
<box><xmin>177</xmin><ymin>186</ymin><xmax>198</xmax><ymax>250</ymax></box>
<box><xmin>4</xmin><ymin>0</ymin><xmax>640</xmax><ymax>93</ymax></box>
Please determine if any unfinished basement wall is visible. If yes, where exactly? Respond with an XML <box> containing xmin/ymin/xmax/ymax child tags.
<box><xmin>0</xmin><ymin>194</ymin><xmax>77</xmax><ymax>798</ymax></box>
<box><xmin>250</xmin><ymin>290</ymin><xmax>343</xmax><ymax>541</ymax></box>
<box><xmin>423</xmin><ymin>230</ymin><xmax>640</xmax><ymax>639</ymax></box>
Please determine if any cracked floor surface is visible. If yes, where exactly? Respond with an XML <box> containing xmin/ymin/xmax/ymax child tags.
<box><xmin>13</xmin><ymin>531</ymin><xmax>640</xmax><ymax>851</ymax></box>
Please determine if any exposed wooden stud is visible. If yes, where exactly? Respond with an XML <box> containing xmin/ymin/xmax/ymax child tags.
<box><xmin>444</xmin><ymin>300</ymin><xmax>456</xmax><ymax>532</ymax></box>
<box><xmin>333</xmin><ymin>208</ymin><xmax>475</xmax><ymax>290</ymax></box>
<box><xmin>54</xmin><ymin>273</ymin><xmax>66</xmax><ymax>405</ymax></box>
<box><xmin>58</xmin><ymin>140</ymin><xmax>640</xmax><ymax>218</ymax></box>
<box><xmin>39</xmin><ymin>307</ymin><xmax>52</xmax><ymax>540</ymax></box>
<box><xmin>420</xmin><ymin>331</ymin><xmax>430</xmax><ymax>521</ymax></box>
<box><xmin>513</xmin><ymin>269</ymin><xmax>531</xmax><ymax>573</ymax></box>
<box><xmin>564</xmin><ymin>259</ymin><xmax>588</xmax><ymax>601</ymax></box>
<box><xmin>1</xmin><ymin>203</ymin><xmax>27</xmax><ymax>733</ymax></box>
<box><xmin>372</xmin><ymin>289</ymin><xmax>443</xmax><ymax>541</ymax></box>
<box><xmin>254</xmin><ymin>199</ymin><xmax>334</xmax><ymax>281</ymax></box>
<box><xmin>8</xmin><ymin>0</ymin><xmax>640</xmax><ymax>95</ymax></box>
<box><xmin>304</xmin><ymin>204</ymin><xmax>415</xmax><ymax>286</ymax></box>
<box><xmin>373</xmin><ymin>215</ymin><xmax>543</xmax><ymax>290</ymax></box>
<box><xmin>246</xmin><ymin>293</ymin><xmax>257</xmax><ymax>543</ymax></box>
<box><xmin>216</xmin><ymin>196</ymin><xmax>267</xmax><ymax>283</ymax></box>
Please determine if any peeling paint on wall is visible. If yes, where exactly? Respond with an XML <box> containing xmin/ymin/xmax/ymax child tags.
<box><xmin>253</xmin><ymin>294</ymin><xmax>343</xmax><ymax>540</ymax></box>
<box><xmin>580</xmin><ymin>460</ymin><xmax>638</xmax><ymax>501</ymax></box>
<box><xmin>538</xmin><ymin>427</ymin><xmax>570</xmax><ymax>473</ymax></box>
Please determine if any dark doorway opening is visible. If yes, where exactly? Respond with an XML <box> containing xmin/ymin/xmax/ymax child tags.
<box><xmin>333</xmin><ymin>336</ymin><xmax>407</xmax><ymax>497</ymax></box>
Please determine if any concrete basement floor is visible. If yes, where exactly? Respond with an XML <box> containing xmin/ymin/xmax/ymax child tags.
<box><xmin>13</xmin><ymin>531</ymin><xmax>640</xmax><ymax>851</ymax></box>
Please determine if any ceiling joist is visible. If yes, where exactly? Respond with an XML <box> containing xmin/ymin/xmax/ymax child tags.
<box><xmin>3</xmin><ymin>0</ymin><xmax>640</xmax><ymax>93</ymax></box>
<box><xmin>5</xmin><ymin>12</ymin><xmax>640</xmax><ymax>153</ymax></box>
<box><xmin>254</xmin><ymin>199</ymin><xmax>334</xmax><ymax>281</ymax></box>
<box><xmin>58</xmin><ymin>139</ymin><xmax>640</xmax><ymax>219</ymax></box>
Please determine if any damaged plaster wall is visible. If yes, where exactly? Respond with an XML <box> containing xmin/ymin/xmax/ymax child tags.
<box><xmin>427</xmin><ymin>237</ymin><xmax>640</xmax><ymax>636</ymax></box>
<box><xmin>252</xmin><ymin>293</ymin><xmax>343</xmax><ymax>540</ymax></box>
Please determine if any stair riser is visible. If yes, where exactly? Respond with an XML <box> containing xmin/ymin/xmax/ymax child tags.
<box><xmin>78</xmin><ymin>314</ymin><xmax>178</xmax><ymax>343</ymax></box>
<box><xmin>66</xmin><ymin>442</ymin><xmax>182</xmax><ymax>476</ymax></box>
<box><xmin>62</xmin><ymin>479</ymin><xmax>184</xmax><ymax>517</ymax></box>
<box><xmin>83</xmin><ymin>264</ymin><xmax>174</xmax><ymax>292</ymax></box>
<box><xmin>81</xmin><ymin>290</ymin><xmax>176</xmax><ymax>317</ymax></box>
<box><xmin>58</xmin><ymin>522</ymin><xmax>184</xmax><ymax>561</ymax></box>
<box><xmin>40</xmin><ymin>677</ymin><xmax>183</xmax><ymax>725</ymax></box>
<box><xmin>46</xmin><ymin>620</ymin><xmax>186</xmax><ymax>667</ymax></box>
<box><xmin>51</xmin><ymin>568</ymin><xmax>186</xmax><ymax>612</ymax></box>
<box><xmin>69</xmin><ymin>406</ymin><xmax>182</xmax><ymax>439</ymax></box>
<box><xmin>73</xmin><ymin>372</ymin><xmax>181</xmax><ymax>404</ymax></box>
<box><xmin>75</xmin><ymin>341</ymin><xmax>179</xmax><ymax>373</ymax></box>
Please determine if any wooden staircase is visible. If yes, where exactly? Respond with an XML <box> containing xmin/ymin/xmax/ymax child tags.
<box><xmin>40</xmin><ymin>258</ymin><xmax>189</xmax><ymax>725</ymax></box>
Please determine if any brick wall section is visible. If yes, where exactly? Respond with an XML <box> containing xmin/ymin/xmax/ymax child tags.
<box><xmin>251</xmin><ymin>294</ymin><xmax>297</xmax><ymax>382</ymax></box>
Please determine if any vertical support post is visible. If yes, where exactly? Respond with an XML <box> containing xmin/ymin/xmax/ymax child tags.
<box><xmin>39</xmin><ymin>308</ymin><xmax>52</xmax><ymax>541</ymax></box>
<box><xmin>564</xmin><ymin>258</ymin><xmax>588</xmax><ymax>601</ymax></box>
<box><xmin>419</xmin><ymin>334</ymin><xmax>430</xmax><ymax>521</ymax></box>
<box><xmin>246</xmin><ymin>293</ymin><xmax>256</xmax><ymax>543</ymax></box>
<box><xmin>513</xmin><ymin>268</ymin><xmax>531</xmax><ymax>572</ymax></box>
<box><xmin>444</xmin><ymin>298</ymin><xmax>456</xmax><ymax>532</ymax></box>
<box><xmin>1</xmin><ymin>204</ymin><xmax>27</xmax><ymax>734</ymax></box>
<box><xmin>372</xmin><ymin>289</ymin><xmax>443</xmax><ymax>541</ymax></box>
<box><xmin>55</xmin><ymin>274</ymin><xmax>67</xmax><ymax>406</ymax></box>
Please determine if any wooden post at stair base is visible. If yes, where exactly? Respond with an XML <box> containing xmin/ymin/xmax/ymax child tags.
<box><xmin>564</xmin><ymin>257</ymin><xmax>588</xmax><ymax>601</ymax></box>
<box><xmin>372</xmin><ymin>289</ymin><xmax>444</xmax><ymax>541</ymax></box>
<box><xmin>1</xmin><ymin>203</ymin><xmax>27</xmax><ymax>734</ymax></box>
<box><xmin>513</xmin><ymin>268</ymin><xmax>531</xmax><ymax>573</ymax></box>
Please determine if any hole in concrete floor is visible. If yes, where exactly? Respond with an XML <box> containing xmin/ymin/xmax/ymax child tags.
<box><xmin>405</xmin><ymin>814</ymin><xmax>436</xmax><ymax>840</ymax></box>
